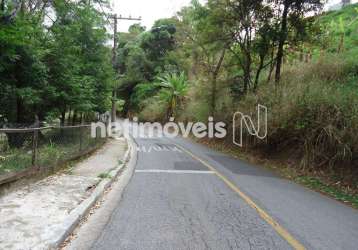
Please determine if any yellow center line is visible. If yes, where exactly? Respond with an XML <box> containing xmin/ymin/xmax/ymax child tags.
<box><xmin>175</xmin><ymin>143</ymin><xmax>305</xmax><ymax>250</ymax></box>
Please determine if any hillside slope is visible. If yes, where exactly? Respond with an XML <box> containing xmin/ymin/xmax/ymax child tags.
<box><xmin>222</xmin><ymin>4</ymin><xmax>358</xmax><ymax>203</ymax></box>
<box><xmin>318</xmin><ymin>3</ymin><xmax>358</xmax><ymax>52</ymax></box>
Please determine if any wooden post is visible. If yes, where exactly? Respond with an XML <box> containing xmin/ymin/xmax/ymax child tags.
<box><xmin>79</xmin><ymin>126</ymin><xmax>83</xmax><ymax>152</ymax></box>
<box><xmin>32</xmin><ymin>116</ymin><xmax>40</xmax><ymax>166</ymax></box>
<box><xmin>111</xmin><ymin>14</ymin><xmax>118</xmax><ymax>124</ymax></box>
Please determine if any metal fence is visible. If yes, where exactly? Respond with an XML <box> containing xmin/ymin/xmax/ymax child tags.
<box><xmin>0</xmin><ymin>124</ymin><xmax>106</xmax><ymax>185</ymax></box>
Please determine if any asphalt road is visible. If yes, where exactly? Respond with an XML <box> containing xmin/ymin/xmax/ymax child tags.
<box><xmin>72</xmin><ymin>135</ymin><xmax>358</xmax><ymax>250</ymax></box>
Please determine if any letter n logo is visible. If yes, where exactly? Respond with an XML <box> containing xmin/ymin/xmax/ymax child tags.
<box><xmin>233</xmin><ymin>105</ymin><xmax>268</xmax><ymax>147</ymax></box>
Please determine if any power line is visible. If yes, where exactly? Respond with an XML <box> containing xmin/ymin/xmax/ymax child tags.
<box><xmin>97</xmin><ymin>1</ymin><xmax>112</xmax><ymax>27</ymax></box>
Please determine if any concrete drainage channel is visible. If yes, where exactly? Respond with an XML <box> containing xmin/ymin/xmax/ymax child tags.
<box><xmin>47</xmin><ymin>135</ymin><xmax>138</xmax><ymax>250</ymax></box>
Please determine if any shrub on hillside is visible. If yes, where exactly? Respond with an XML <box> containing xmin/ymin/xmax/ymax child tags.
<box><xmin>236</xmin><ymin>53</ymin><xmax>358</xmax><ymax>180</ymax></box>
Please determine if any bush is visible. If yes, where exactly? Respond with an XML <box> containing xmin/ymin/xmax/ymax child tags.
<box><xmin>235</xmin><ymin>53</ymin><xmax>358</xmax><ymax>180</ymax></box>
<box><xmin>137</xmin><ymin>97</ymin><xmax>167</xmax><ymax>122</ymax></box>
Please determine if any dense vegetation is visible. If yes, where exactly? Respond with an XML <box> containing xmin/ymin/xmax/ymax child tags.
<box><xmin>0</xmin><ymin>1</ymin><xmax>357</xmax><ymax>188</ymax></box>
<box><xmin>117</xmin><ymin>1</ymin><xmax>358</xmax><ymax>185</ymax></box>
<box><xmin>0</xmin><ymin>0</ymin><xmax>114</xmax><ymax>126</ymax></box>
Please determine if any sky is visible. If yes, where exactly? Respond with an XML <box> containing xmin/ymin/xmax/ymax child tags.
<box><xmin>326</xmin><ymin>0</ymin><xmax>358</xmax><ymax>10</ymax></box>
<box><xmin>110</xmin><ymin>0</ymin><xmax>358</xmax><ymax>32</ymax></box>
<box><xmin>111</xmin><ymin>0</ymin><xmax>203</xmax><ymax>32</ymax></box>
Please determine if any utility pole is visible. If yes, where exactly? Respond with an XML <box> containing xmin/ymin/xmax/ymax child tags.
<box><xmin>109</xmin><ymin>14</ymin><xmax>141</xmax><ymax>123</ymax></box>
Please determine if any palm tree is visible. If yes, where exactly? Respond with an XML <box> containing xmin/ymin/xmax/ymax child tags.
<box><xmin>156</xmin><ymin>72</ymin><xmax>188</xmax><ymax>120</ymax></box>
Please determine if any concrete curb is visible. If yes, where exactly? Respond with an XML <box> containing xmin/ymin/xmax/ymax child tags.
<box><xmin>47</xmin><ymin>135</ymin><xmax>137</xmax><ymax>250</ymax></box>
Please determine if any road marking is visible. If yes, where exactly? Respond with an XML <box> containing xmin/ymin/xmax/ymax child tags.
<box><xmin>136</xmin><ymin>145</ymin><xmax>183</xmax><ymax>153</ymax></box>
<box><xmin>174</xmin><ymin>143</ymin><xmax>306</xmax><ymax>250</ymax></box>
<box><xmin>135</xmin><ymin>169</ymin><xmax>215</xmax><ymax>174</ymax></box>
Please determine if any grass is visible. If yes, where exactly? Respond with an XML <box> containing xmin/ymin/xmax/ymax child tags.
<box><xmin>98</xmin><ymin>172</ymin><xmax>112</xmax><ymax>179</ymax></box>
<box><xmin>229</xmin><ymin>49</ymin><xmax>358</xmax><ymax>184</ymax></box>
<box><xmin>0</xmin><ymin>129</ymin><xmax>106</xmax><ymax>176</ymax></box>
<box><xmin>318</xmin><ymin>3</ymin><xmax>358</xmax><ymax>53</ymax></box>
<box><xmin>0</xmin><ymin>150</ymin><xmax>32</xmax><ymax>174</ymax></box>
<box><xmin>295</xmin><ymin>176</ymin><xmax>358</xmax><ymax>208</ymax></box>
<box><xmin>179</xmin><ymin>51</ymin><xmax>358</xmax><ymax>192</ymax></box>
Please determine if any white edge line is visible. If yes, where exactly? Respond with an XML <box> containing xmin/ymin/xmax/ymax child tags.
<box><xmin>135</xmin><ymin>170</ymin><xmax>215</xmax><ymax>174</ymax></box>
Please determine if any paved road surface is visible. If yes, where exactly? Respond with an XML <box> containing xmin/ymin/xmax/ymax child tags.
<box><xmin>70</xmin><ymin>136</ymin><xmax>358</xmax><ymax>250</ymax></box>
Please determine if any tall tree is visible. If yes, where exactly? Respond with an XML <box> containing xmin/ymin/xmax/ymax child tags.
<box><xmin>0</xmin><ymin>0</ymin><xmax>114</xmax><ymax>126</ymax></box>
<box><xmin>187</xmin><ymin>0</ymin><xmax>275</xmax><ymax>98</ymax></box>
<box><xmin>0</xmin><ymin>1</ymin><xmax>48</xmax><ymax>124</ymax></box>
<box><xmin>116</xmin><ymin>20</ymin><xmax>177</xmax><ymax>115</ymax></box>
<box><xmin>178</xmin><ymin>1</ymin><xmax>228</xmax><ymax>116</ymax></box>
<box><xmin>274</xmin><ymin>0</ymin><xmax>323</xmax><ymax>83</ymax></box>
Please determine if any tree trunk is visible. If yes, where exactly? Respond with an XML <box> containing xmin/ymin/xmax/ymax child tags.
<box><xmin>67</xmin><ymin>109</ymin><xmax>72</xmax><ymax>125</ymax></box>
<box><xmin>243</xmin><ymin>51</ymin><xmax>251</xmax><ymax>93</ymax></box>
<box><xmin>72</xmin><ymin>111</ymin><xmax>77</xmax><ymax>126</ymax></box>
<box><xmin>267</xmin><ymin>62</ymin><xmax>275</xmax><ymax>83</ymax></box>
<box><xmin>16</xmin><ymin>97</ymin><xmax>23</xmax><ymax>124</ymax></box>
<box><xmin>210</xmin><ymin>49</ymin><xmax>226</xmax><ymax>116</ymax></box>
<box><xmin>60</xmin><ymin>108</ymin><xmax>66</xmax><ymax>126</ymax></box>
<box><xmin>190</xmin><ymin>51</ymin><xmax>199</xmax><ymax>80</ymax></box>
<box><xmin>111</xmin><ymin>90</ymin><xmax>116</xmax><ymax>123</ymax></box>
<box><xmin>243</xmin><ymin>70</ymin><xmax>250</xmax><ymax>94</ymax></box>
<box><xmin>166</xmin><ymin>96</ymin><xmax>175</xmax><ymax>121</ymax></box>
<box><xmin>210</xmin><ymin>76</ymin><xmax>217</xmax><ymax>117</ymax></box>
<box><xmin>120</xmin><ymin>86</ymin><xmax>134</xmax><ymax>118</ymax></box>
<box><xmin>266</xmin><ymin>47</ymin><xmax>276</xmax><ymax>83</ymax></box>
<box><xmin>275</xmin><ymin>1</ymin><xmax>289</xmax><ymax>84</ymax></box>
<box><xmin>254</xmin><ymin>55</ymin><xmax>265</xmax><ymax>92</ymax></box>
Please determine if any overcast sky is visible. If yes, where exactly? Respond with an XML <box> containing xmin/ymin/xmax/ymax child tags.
<box><xmin>110</xmin><ymin>0</ymin><xmax>358</xmax><ymax>32</ymax></box>
<box><xmin>326</xmin><ymin>0</ymin><xmax>358</xmax><ymax>9</ymax></box>
<box><xmin>111</xmin><ymin>0</ymin><xmax>204</xmax><ymax>32</ymax></box>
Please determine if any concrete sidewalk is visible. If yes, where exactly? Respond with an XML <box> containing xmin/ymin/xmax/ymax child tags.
<box><xmin>0</xmin><ymin>137</ymin><xmax>128</xmax><ymax>250</ymax></box>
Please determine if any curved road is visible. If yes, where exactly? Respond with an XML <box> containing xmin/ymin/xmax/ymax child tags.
<box><xmin>68</xmin><ymin>136</ymin><xmax>358</xmax><ymax>250</ymax></box>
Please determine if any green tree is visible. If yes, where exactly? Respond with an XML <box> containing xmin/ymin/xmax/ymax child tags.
<box><xmin>115</xmin><ymin>20</ymin><xmax>177</xmax><ymax>115</ymax></box>
<box><xmin>0</xmin><ymin>2</ymin><xmax>48</xmax><ymax>124</ymax></box>
<box><xmin>177</xmin><ymin>2</ymin><xmax>228</xmax><ymax>116</ymax></box>
<box><xmin>156</xmin><ymin>72</ymin><xmax>188</xmax><ymax>119</ymax></box>
<box><xmin>274</xmin><ymin>0</ymin><xmax>323</xmax><ymax>83</ymax></box>
<box><xmin>46</xmin><ymin>0</ymin><xmax>114</xmax><ymax>124</ymax></box>
<box><xmin>0</xmin><ymin>0</ymin><xmax>114</xmax><ymax>146</ymax></box>
<box><xmin>206</xmin><ymin>0</ymin><xmax>277</xmax><ymax>94</ymax></box>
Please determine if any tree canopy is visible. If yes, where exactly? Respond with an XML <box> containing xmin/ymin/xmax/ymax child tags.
<box><xmin>0</xmin><ymin>0</ymin><xmax>115</xmax><ymax>125</ymax></box>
